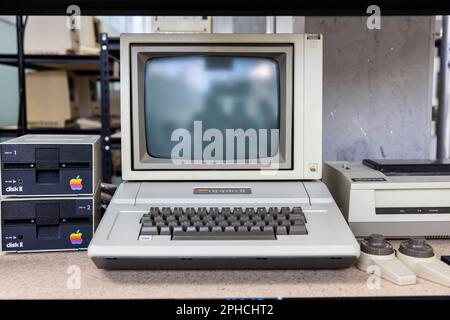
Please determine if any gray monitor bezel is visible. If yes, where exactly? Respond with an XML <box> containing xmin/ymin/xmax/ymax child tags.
<box><xmin>130</xmin><ymin>44</ymin><xmax>293</xmax><ymax>170</ymax></box>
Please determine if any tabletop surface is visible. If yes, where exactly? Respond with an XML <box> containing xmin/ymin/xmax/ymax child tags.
<box><xmin>1</xmin><ymin>240</ymin><xmax>450</xmax><ymax>299</ymax></box>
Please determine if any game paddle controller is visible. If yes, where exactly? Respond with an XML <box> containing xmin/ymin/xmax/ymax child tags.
<box><xmin>397</xmin><ymin>237</ymin><xmax>450</xmax><ymax>287</ymax></box>
<box><xmin>357</xmin><ymin>234</ymin><xmax>416</xmax><ymax>285</ymax></box>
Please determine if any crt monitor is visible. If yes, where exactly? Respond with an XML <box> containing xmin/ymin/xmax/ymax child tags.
<box><xmin>120</xmin><ymin>33</ymin><xmax>322</xmax><ymax>181</ymax></box>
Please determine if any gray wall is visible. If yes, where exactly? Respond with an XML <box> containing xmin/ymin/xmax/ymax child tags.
<box><xmin>305</xmin><ymin>16</ymin><xmax>435</xmax><ymax>161</ymax></box>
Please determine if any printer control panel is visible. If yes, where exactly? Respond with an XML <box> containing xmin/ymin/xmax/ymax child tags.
<box><xmin>376</xmin><ymin>207</ymin><xmax>450</xmax><ymax>215</ymax></box>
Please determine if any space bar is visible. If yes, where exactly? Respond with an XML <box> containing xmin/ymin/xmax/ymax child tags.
<box><xmin>172</xmin><ymin>231</ymin><xmax>276</xmax><ymax>240</ymax></box>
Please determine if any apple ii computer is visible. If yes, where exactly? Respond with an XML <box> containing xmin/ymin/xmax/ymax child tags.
<box><xmin>88</xmin><ymin>34</ymin><xmax>359</xmax><ymax>269</ymax></box>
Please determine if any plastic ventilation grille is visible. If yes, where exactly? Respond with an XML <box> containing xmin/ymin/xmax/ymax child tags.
<box><xmin>424</xmin><ymin>235</ymin><xmax>450</xmax><ymax>240</ymax></box>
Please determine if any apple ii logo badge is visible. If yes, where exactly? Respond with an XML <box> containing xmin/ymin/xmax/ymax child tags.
<box><xmin>70</xmin><ymin>230</ymin><xmax>83</xmax><ymax>245</ymax></box>
<box><xmin>69</xmin><ymin>175</ymin><xmax>83</xmax><ymax>191</ymax></box>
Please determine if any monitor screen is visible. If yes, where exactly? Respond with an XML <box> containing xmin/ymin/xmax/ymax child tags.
<box><xmin>144</xmin><ymin>55</ymin><xmax>280</xmax><ymax>162</ymax></box>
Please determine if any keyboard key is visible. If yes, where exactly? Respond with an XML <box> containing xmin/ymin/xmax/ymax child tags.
<box><xmin>289</xmin><ymin>225</ymin><xmax>308</xmax><ymax>235</ymax></box>
<box><xmin>280</xmin><ymin>220</ymin><xmax>291</xmax><ymax>227</ymax></box>
<box><xmin>225</xmin><ymin>226</ymin><xmax>235</xmax><ymax>232</ymax></box>
<box><xmin>161</xmin><ymin>207</ymin><xmax>171</xmax><ymax>216</ymax></box>
<box><xmin>156</xmin><ymin>221</ymin><xmax>166</xmax><ymax>228</ymax></box>
<box><xmin>292</xmin><ymin>207</ymin><xmax>303</xmax><ymax>214</ymax></box>
<box><xmin>160</xmin><ymin>227</ymin><xmax>171</xmax><ymax>235</ymax></box>
<box><xmin>149</xmin><ymin>207</ymin><xmax>160</xmax><ymax>215</ymax></box>
<box><xmin>215</xmin><ymin>214</ymin><xmax>225</xmax><ymax>221</ymax></box>
<box><xmin>221</xmin><ymin>207</ymin><xmax>231</xmax><ymax>215</ymax></box>
<box><xmin>276</xmin><ymin>226</ymin><xmax>288</xmax><ymax>235</ymax></box>
<box><xmin>185</xmin><ymin>207</ymin><xmax>196</xmax><ymax>216</ymax></box>
<box><xmin>231</xmin><ymin>221</ymin><xmax>241</xmax><ymax>228</ymax></box>
<box><xmin>199</xmin><ymin>226</ymin><xmax>210</xmax><ymax>232</ymax></box>
<box><xmin>233</xmin><ymin>208</ymin><xmax>244</xmax><ymax>216</ymax></box>
<box><xmin>238</xmin><ymin>226</ymin><xmax>248</xmax><ymax>232</ymax></box>
<box><xmin>244</xmin><ymin>221</ymin><xmax>253</xmax><ymax>228</ymax></box>
<box><xmin>239</xmin><ymin>215</ymin><xmax>250</xmax><ymax>222</ymax></box>
<box><xmin>168</xmin><ymin>221</ymin><xmax>178</xmax><ymax>228</ymax></box>
<box><xmin>197</xmin><ymin>207</ymin><xmax>208</xmax><ymax>217</ymax></box>
<box><xmin>203</xmin><ymin>213</ymin><xmax>213</xmax><ymax>220</ymax></box>
<box><xmin>181</xmin><ymin>221</ymin><xmax>190</xmax><ymax>229</ymax></box>
<box><xmin>141</xmin><ymin>226</ymin><xmax>158</xmax><ymax>235</ymax></box>
<box><xmin>219</xmin><ymin>221</ymin><xmax>228</xmax><ymax>229</ymax></box>
<box><xmin>255</xmin><ymin>221</ymin><xmax>265</xmax><ymax>228</ymax></box>
<box><xmin>245</xmin><ymin>208</ymin><xmax>255</xmax><ymax>216</ymax></box>
<box><xmin>292</xmin><ymin>219</ymin><xmax>306</xmax><ymax>225</ymax></box>
<box><xmin>166</xmin><ymin>216</ymin><xmax>177</xmax><ymax>223</ymax></box>
<box><xmin>293</xmin><ymin>208</ymin><xmax>306</xmax><ymax>221</ymax></box>
<box><xmin>142</xmin><ymin>220</ymin><xmax>155</xmax><ymax>227</ymax></box>
<box><xmin>291</xmin><ymin>214</ymin><xmax>305</xmax><ymax>221</ymax></box>
<box><xmin>194</xmin><ymin>221</ymin><xmax>203</xmax><ymax>229</ymax></box>
<box><xmin>186</xmin><ymin>226</ymin><xmax>196</xmax><ymax>233</ymax></box>
<box><xmin>209</xmin><ymin>208</ymin><xmax>220</xmax><ymax>216</ymax></box>
<box><xmin>252</xmin><ymin>215</ymin><xmax>262</xmax><ymax>222</ymax></box>
<box><xmin>141</xmin><ymin>216</ymin><xmax>152</xmax><ymax>224</ymax></box>
<box><xmin>173</xmin><ymin>226</ymin><xmax>183</xmax><ymax>233</ymax></box>
<box><xmin>154</xmin><ymin>216</ymin><xmax>164</xmax><ymax>223</ymax></box>
<box><xmin>172</xmin><ymin>230</ymin><xmax>276</xmax><ymax>240</ymax></box>
<box><xmin>173</xmin><ymin>207</ymin><xmax>184</xmax><ymax>216</ymax></box>
<box><xmin>257</xmin><ymin>207</ymin><xmax>267</xmax><ymax>215</ymax></box>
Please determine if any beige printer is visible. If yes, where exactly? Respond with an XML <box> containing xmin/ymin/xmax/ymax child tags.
<box><xmin>323</xmin><ymin>160</ymin><xmax>450</xmax><ymax>239</ymax></box>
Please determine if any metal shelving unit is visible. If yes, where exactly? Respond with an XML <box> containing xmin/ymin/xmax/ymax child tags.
<box><xmin>0</xmin><ymin>53</ymin><xmax>108</xmax><ymax>71</ymax></box>
<box><xmin>0</xmin><ymin>16</ymin><xmax>121</xmax><ymax>183</ymax></box>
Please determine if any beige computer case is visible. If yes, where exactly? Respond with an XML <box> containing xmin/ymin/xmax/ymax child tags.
<box><xmin>26</xmin><ymin>71</ymin><xmax>102</xmax><ymax>128</ymax></box>
<box><xmin>73</xmin><ymin>76</ymin><xmax>100</xmax><ymax>118</ymax></box>
<box><xmin>26</xmin><ymin>70</ymin><xmax>78</xmax><ymax>128</ymax></box>
<box><xmin>120</xmin><ymin>33</ymin><xmax>323</xmax><ymax>181</ymax></box>
<box><xmin>24</xmin><ymin>16</ymin><xmax>100</xmax><ymax>55</ymax></box>
<box><xmin>78</xmin><ymin>17</ymin><xmax>101</xmax><ymax>54</ymax></box>
<box><xmin>151</xmin><ymin>16</ymin><xmax>212</xmax><ymax>33</ymax></box>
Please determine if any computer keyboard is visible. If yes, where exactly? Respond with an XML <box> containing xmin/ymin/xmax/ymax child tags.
<box><xmin>138</xmin><ymin>206</ymin><xmax>307</xmax><ymax>240</ymax></box>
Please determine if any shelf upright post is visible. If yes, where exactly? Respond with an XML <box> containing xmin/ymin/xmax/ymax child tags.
<box><xmin>16</xmin><ymin>15</ymin><xmax>27</xmax><ymax>136</ymax></box>
<box><xmin>100</xmin><ymin>33</ymin><xmax>113</xmax><ymax>183</ymax></box>
<box><xmin>437</xmin><ymin>16</ymin><xmax>450</xmax><ymax>159</ymax></box>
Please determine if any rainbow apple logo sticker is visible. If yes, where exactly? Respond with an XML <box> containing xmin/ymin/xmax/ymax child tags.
<box><xmin>69</xmin><ymin>175</ymin><xmax>83</xmax><ymax>191</ymax></box>
<box><xmin>70</xmin><ymin>230</ymin><xmax>83</xmax><ymax>245</ymax></box>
